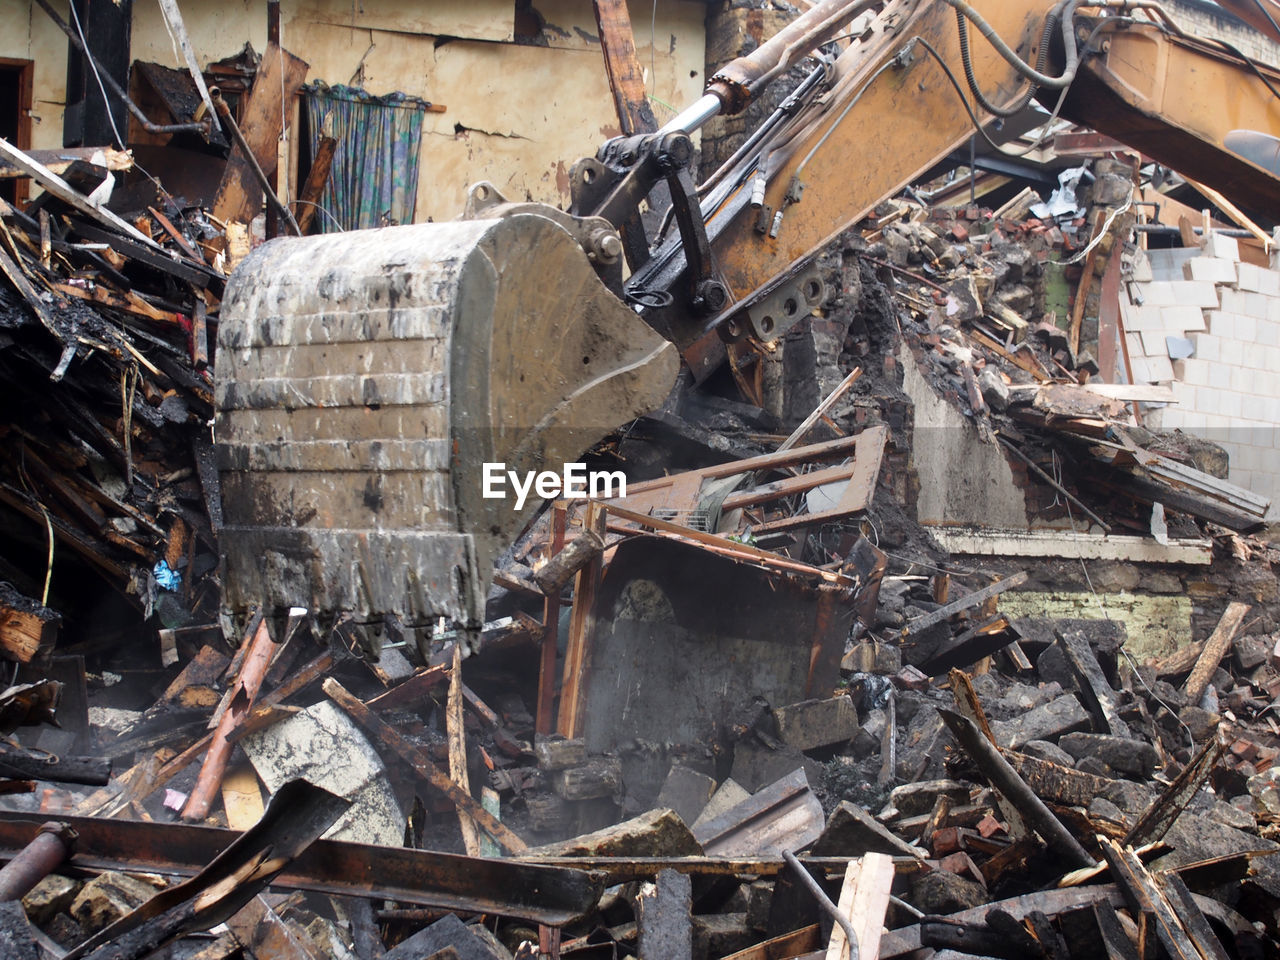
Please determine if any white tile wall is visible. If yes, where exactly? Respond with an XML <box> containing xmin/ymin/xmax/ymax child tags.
<box><xmin>1134</xmin><ymin>241</ymin><xmax>1280</xmax><ymax>519</ymax></box>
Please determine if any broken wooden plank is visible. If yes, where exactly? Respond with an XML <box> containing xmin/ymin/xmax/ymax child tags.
<box><xmin>0</xmin><ymin>137</ymin><xmax>157</xmax><ymax>247</ymax></box>
<box><xmin>779</xmin><ymin>367</ymin><xmax>864</xmax><ymax>452</ymax></box>
<box><xmin>1056</xmin><ymin>628</ymin><xmax>1127</xmax><ymax>735</ymax></box>
<box><xmin>1000</xmin><ymin>749</ymin><xmax>1110</xmax><ymax>807</ymax></box>
<box><xmin>1098</xmin><ymin>837</ymin><xmax>1202</xmax><ymax>960</ymax></box>
<box><xmin>538</xmin><ymin>503</ymin><xmax>567</xmax><ymax>735</ymax></box>
<box><xmin>0</xmin><ymin>584</ymin><xmax>59</xmax><ymax>664</ymax></box>
<box><xmin>0</xmin><ymin>235</ymin><xmax>68</xmax><ymax>354</ymax></box>
<box><xmin>922</xmin><ymin>616</ymin><xmax>1013</xmax><ymax>676</ymax></box>
<box><xmin>181</xmin><ymin>616</ymin><xmax>278</xmax><ymax>821</ymax></box>
<box><xmin>447</xmin><ymin>644</ymin><xmax>482</xmax><ymax>857</ymax></box>
<box><xmin>1184</xmin><ymin>602</ymin><xmax>1251</xmax><ymax>703</ymax></box>
<box><xmin>557</xmin><ymin>502</ymin><xmax>606</xmax><ymax>738</ymax></box>
<box><xmin>210</xmin><ymin>43</ymin><xmax>309</xmax><ymax>228</ymax></box>
<box><xmin>1158</xmin><ymin>871</ymin><xmax>1233</xmax><ymax>960</ymax></box>
<box><xmin>903</xmin><ymin>572</ymin><xmax>1028</xmax><ymax>637</ymax></box>
<box><xmin>292</xmin><ymin>136</ymin><xmax>337</xmax><ymax>234</ymax></box>
<box><xmin>720</xmin><ymin>924</ymin><xmax>820</xmax><ymax>960</ymax></box>
<box><xmin>0</xmin><ymin>146</ymin><xmax>132</xmax><ymax>180</ymax></box>
<box><xmin>1124</xmin><ymin>736</ymin><xmax>1226</xmax><ymax>848</ymax></box>
<box><xmin>322</xmin><ymin>678</ymin><xmax>528</xmax><ymax>854</ymax></box>
<box><xmin>366</xmin><ymin>664</ymin><xmax>449</xmax><ymax>712</ymax></box>
<box><xmin>826</xmin><ymin>852</ymin><xmax>894</xmax><ymax>960</ymax></box>
<box><xmin>592</xmin><ymin>0</ymin><xmax>659</xmax><ymax>136</ymax></box>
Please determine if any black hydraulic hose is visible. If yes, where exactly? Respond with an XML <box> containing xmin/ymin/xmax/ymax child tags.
<box><xmin>943</xmin><ymin>0</ymin><xmax>1080</xmax><ymax>89</ymax></box>
<box><xmin>956</xmin><ymin>0</ymin><xmax>1062</xmax><ymax>118</ymax></box>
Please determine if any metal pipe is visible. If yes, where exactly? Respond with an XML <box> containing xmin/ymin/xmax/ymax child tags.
<box><xmin>782</xmin><ymin>849</ymin><xmax>860</xmax><ymax>960</ymax></box>
<box><xmin>658</xmin><ymin>93</ymin><xmax>724</xmax><ymax>136</ymax></box>
<box><xmin>0</xmin><ymin>822</ymin><xmax>75</xmax><ymax>901</ymax></box>
<box><xmin>32</xmin><ymin>0</ymin><xmax>210</xmax><ymax>137</ymax></box>
<box><xmin>209</xmin><ymin>90</ymin><xmax>303</xmax><ymax>237</ymax></box>
<box><xmin>708</xmin><ymin>0</ymin><xmax>880</xmax><ymax>113</ymax></box>
<box><xmin>937</xmin><ymin>709</ymin><xmax>1096</xmax><ymax>871</ymax></box>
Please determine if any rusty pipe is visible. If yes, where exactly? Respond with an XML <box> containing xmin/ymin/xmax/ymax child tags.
<box><xmin>0</xmin><ymin>822</ymin><xmax>75</xmax><ymax>901</ymax></box>
<box><xmin>708</xmin><ymin>0</ymin><xmax>880</xmax><ymax>114</ymax></box>
<box><xmin>209</xmin><ymin>89</ymin><xmax>303</xmax><ymax>237</ymax></box>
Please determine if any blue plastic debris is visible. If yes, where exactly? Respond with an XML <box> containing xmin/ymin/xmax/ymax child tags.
<box><xmin>154</xmin><ymin>560</ymin><xmax>182</xmax><ymax>591</ymax></box>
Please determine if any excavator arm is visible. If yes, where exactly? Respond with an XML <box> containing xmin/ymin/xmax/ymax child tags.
<box><xmin>577</xmin><ymin>0</ymin><xmax>1280</xmax><ymax>365</ymax></box>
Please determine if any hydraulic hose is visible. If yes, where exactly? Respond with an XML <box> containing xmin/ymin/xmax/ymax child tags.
<box><xmin>942</xmin><ymin>0</ymin><xmax>1081</xmax><ymax>89</ymax></box>
<box><xmin>956</xmin><ymin>0</ymin><xmax>1064</xmax><ymax>117</ymax></box>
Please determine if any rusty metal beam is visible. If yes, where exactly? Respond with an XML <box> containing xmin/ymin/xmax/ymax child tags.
<box><xmin>0</xmin><ymin>810</ymin><xmax>601</xmax><ymax>926</ymax></box>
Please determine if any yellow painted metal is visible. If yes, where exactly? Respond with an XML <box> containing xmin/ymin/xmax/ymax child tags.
<box><xmin>705</xmin><ymin>1</ymin><xmax>1280</xmax><ymax>331</ymax></box>
<box><xmin>709</xmin><ymin>0</ymin><xmax>1049</xmax><ymax>309</ymax></box>
<box><xmin>1065</xmin><ymin>22</ymin><xmax>1280</xmax><ymax>212</ymax></box>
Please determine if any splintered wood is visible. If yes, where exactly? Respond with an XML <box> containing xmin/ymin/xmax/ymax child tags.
<box><xmin>825</xmin><ymin>852</ymin><xmax>894</xmax><ymax>960</ymax></box>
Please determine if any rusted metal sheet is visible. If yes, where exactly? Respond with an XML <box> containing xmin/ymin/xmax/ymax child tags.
<box><xmin>66</xmin><ymin>779</ymin><xmax>348</xmax><ymax>960</ymax></box>
<box><xmin>0</xmin><ymin>810</ymin><xmax>602</xmax><ymax>925</ymax></box>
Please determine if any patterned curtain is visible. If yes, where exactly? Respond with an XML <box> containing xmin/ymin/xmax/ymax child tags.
<box><xmin>302</xmin><ymin>82</ymin><xmax>428</xmax><ymax>232</ymax></box>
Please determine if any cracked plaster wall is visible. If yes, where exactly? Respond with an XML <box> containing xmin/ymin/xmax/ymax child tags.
<box><xmin>128</xmin><ymin>0</ymin><xmax>706</xmax><ymax>223</ymax></box>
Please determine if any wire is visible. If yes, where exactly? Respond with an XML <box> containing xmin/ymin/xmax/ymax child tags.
<box><xmin>955</xmin><ymin>0</ymin><xmax>1065</xmax><ymax>118</ymax></box>
<box><xmin>910</xmin><ymin>35</ymin><xmax>1076</xmax><ymax>161</ymax></box>
<box><xmin>1057</xmin><ymin>193</ymin><xmax>1135</xmax><ymax>266</ymax></box>
<box><xmin>942</xmin><ymin>0</ymin><xmax>1080</xmax><ymax>89</ymax></box>
<box><xmin>1250</xmin><ymin>0</ymin><xmax>1280</xmax><ymax>41</ymax></box>
<box><xmin>68</xmin><ymin>0</ymin><xmax>125</xmax><ymax>150</ymax></box>
<box><xmin>651</xmin><ymin>0</ymin><xmax>658</xmax><ymax>98</ymax></box>
<box><xmin>291</xmin><ymin>199</ymin><xmax>346</xmax><ymax>232</ymax></box>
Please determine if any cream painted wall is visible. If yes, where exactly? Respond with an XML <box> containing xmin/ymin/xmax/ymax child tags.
<box><xmin>128</xmin><ymin>0</ymin><xmax>707</xmax><ymax>223</ymax></box>
<box><xmin>0</xmin><ymin>0</ymin><xmax>70</xmax><ymax>151</ymax></box>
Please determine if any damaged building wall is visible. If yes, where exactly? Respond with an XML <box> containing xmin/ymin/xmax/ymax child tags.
<box><xmin>0</xmin><ymin>0</ymin><xmax>69</xmax><ymax>152</ymax></box>
<box><xmin>125</xmin><ymin>0</ymin><xmax>707</xmax><ymax>223</ymax></box>
<box><xmin>1122</xmin><ymin>236</ymin><xmax>1280</xmax><ymax>520</ymax></box>
<box><xmin>898</xmin><ymin>343</ymin><xmax>1030</xmax><ymax>530</ymax></box>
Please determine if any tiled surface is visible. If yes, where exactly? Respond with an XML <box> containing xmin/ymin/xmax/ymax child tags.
<box><xmin>1120</xmin><ymin>243</ymin><xmax>1278</xmax><ymax>519</ymax></box>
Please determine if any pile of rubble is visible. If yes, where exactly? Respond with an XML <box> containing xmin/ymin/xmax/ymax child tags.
<box><xmin>0</xmin><ymin>147</ymin><xmax>225</xmax><ymax>665</ymax></box>
<box><xmin>0</xmin><ymin>151</ymin><xmax>1277</xmax><ymax>959</ymax></box>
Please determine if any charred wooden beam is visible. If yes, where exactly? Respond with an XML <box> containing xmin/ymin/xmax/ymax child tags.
<box><xmin>937</xmin><ymin>709</ymin><xmax>1095</xmax><ymax>871</ymax></box>
<box><xmin>323</xmin><ymin>678</ymin><xmax>528</xmax><ymax>854</ymax></box>
<box><xmin>903</xmin><ymin>572</ymin><xmax>1028</xmax><ymax>638</ymax></box>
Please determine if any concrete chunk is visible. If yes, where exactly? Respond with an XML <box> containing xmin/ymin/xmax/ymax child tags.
<box><xmin>656</xmin><ymin>765</ymin><xmax>717</xmax><ymax>827</ymax></box>
<box><xmin>810</xmin><ymin>800</ymin><xmax>925</xmax><ymax>858</ymax></box>
<box><xmin>522</xmin><ymin>808</ymin><xmax>701</xmax><ymax>858</ymax></box>
<box><xmin>772</xmin><ymin>695</ymin><xmax>860</xmax><ymax>751</ymax></box>
<box><xmin>1059</xmin><ymin>732</ymin><xmax>1158</xmax><ymax>779</ymax></box>
<box><xmin>692</xmin><ymin>778</ymin><xmax>750</xmax><ymax>831</ymax></box>
<box><xmin>70</xmin><ymin>872</ymin><xmax>164</xmax><ymax>935</ymax></box>
<box><xmin>20</xmin><ymin>874</ymin><xmax>79</xmax><ymax>926</ymax></box>
<box><xmin>990</xmin><ymin>694</ymin><xmax>1091</xmax><ymax>749</ymax></box>
<box><xmin>242</xmin><ymin>700</ymin><xmax>404</xmax><ymax>846</ymax></box>
<box><xmin>889</xmin><ymin>779</ymin><xmax>971</xmax><ymax>817</ymax></box>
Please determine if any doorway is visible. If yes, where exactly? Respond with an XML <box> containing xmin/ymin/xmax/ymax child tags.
<box><xmin>0</xmin><ymin>58</ymin><xmax>33</xmax><ymax>206</ymax></box>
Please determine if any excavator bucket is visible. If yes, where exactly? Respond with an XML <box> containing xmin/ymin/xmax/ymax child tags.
<box><xmin>215</xmin><ymin>213</ymin><xmax>679</xmax><ymax>639</ymax></box>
